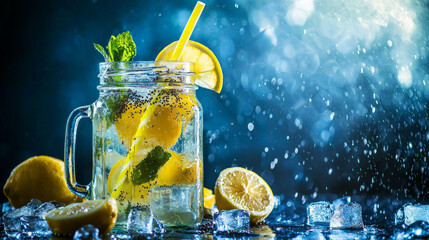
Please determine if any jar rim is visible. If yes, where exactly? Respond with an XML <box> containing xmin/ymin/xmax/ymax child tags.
<box><xmin>99</xmin><ymin>60</ymin><xmax>193</xmax><ymax>67</ymax></box>
<box><xmin>98</xmin><ymin>61</ymin><xmax>196</xmax><ymax>87</ymax></box>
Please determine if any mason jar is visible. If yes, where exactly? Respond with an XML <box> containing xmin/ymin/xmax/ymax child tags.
<box><xmin>65</xmin><ymin>61</ymin><xmax>203</xmax><ymax>227</ymax></box>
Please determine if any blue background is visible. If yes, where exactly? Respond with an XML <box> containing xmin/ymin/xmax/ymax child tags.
<box><xmin>1</xmin><ymin>0</ymin><xmax>428</xmax><ymax>203</ymax></box>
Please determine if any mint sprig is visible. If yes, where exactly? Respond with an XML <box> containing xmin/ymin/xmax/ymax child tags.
<box><xmin>107</xmin><ymin>32</ymin><xmax>136</xmax><ymax>62</ymax></box>
<box><xmin>131</xmin><ymin>146</ymin><xmax>171</xmax><ymax>185</ymax></box>
<box><xmin>94</xmin><ymin>31</ymin><xmax>137</xmax><ymax>129</ymax></box>
<box><xmin>94</xmin><ymin>31</ymin><xmax>136</xmax><ymax>62</ymax></box>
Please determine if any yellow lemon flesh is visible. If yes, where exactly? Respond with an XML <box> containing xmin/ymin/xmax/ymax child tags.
<box><xmin>107</xmin><ymin>158</ymin><xmax>125</xmax><ymax>194</ymax></box>
<box><xmin>157</xmin><ymin>151</ymin><xmax>192</xmax><ymax>185</ymax></box>
<box><xmin>3</xmin><ymin>156</ymin><xmax>82</xmax><ymax>208</ymax></box>
<box><xmin>115</xmin><ymin>103</ymin><xmax>147</xmax><ymax>147</ymax></box>
<box><xmin>139</xmin><ymin>92</ymin><xmax>196</xmax><ymax>148</ymax></box>
<box><xmin>132</xmin><ymin>92</ymin><xmax>192</xmax><ymax>149</ymax></box>
<box><xmin>108</xmin><ymin>149</ymin><xmax>201</xmax><ymax>215</ymax></box>
<box><xmin>214</xmin><ymin>167</ymin><xmax>275</xmax><ymax>223</ymax></box>
<box><xmin>109</xmin><ymin>90</ymin><xmax>197</xmax><ymax>198</ymax></box>
<box><xmin>156</xmin><ymin>40</ymin><xmax>223</xmax><ymax>93</ymax></box>
<box><xmin>45</xmin><ymin>198</ymin><xmax>118</xmax><ymax>235</ymax></box>
<box><xmin>203</xmin><ymin>188</ymin><xmax>216</xmax><ymax>209</ymax></box>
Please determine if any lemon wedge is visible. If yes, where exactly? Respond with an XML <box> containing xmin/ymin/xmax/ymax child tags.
<box><xmin>45</xmin><ymin>198</ymin><xmax>118</xmax><ymax>234</ymax></box>
<box><xmin>203</xmin><ymin>188</ymin><xmax>216</xmax><ymax>209</ymax></box>
<box><xmin>156</xmin><ymin>40</ymin><xmax>223</xmax><ymax>93</ymax></box>
<box><xmin>214</xmin><ymin>167</ymin><xmax>274</xmax><ymax>223</ymax></box>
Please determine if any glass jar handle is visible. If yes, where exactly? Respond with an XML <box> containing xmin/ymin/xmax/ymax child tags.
<box><xmin>64</xmin><ymin>105</ymin><xmax>92</xmax><ymax>198</ymax></box>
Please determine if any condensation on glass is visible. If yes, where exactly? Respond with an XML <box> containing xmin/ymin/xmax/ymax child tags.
<box><xmin>65</xmin><ymin>61</ymin><xmax>203</xmax><ymax>227</ymax></box>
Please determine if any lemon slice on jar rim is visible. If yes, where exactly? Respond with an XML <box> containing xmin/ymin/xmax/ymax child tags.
<box><xmin>156</xmin><ymin>40</ymin><xmax>223</xmax><ymax>93</ymax></box>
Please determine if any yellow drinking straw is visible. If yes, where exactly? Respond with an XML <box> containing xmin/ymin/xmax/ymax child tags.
<box><xmin>169</xmin><ymin>1</ymin><xmax>205</xmax><ymax>61</ymax></box>
<box><xmin>111</xmin><ymin>1</ymin><xmax>207</xmax><ymax>194</ymax></box>
<box><xmin>129</xmin><ymin>1</ymin><xmax>205</xmax><ymax>149</ymax></box>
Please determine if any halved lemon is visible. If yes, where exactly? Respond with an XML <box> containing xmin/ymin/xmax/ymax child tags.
<box><xmin>45</xmin><ymin>198</ymin><xmax>118</xmax><ymax>234</ymax></box>
<box><xmin>156</xmin><ymin>40</ymin><xmax>223</xmax><ymax>93</ymax></box>
<box><xmin>214</xmin><ymin>167</ymin><xmax>274</xmax><ymax>223</ymax></box>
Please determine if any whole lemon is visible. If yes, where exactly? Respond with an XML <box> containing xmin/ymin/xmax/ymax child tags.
<box><xmin>3</xmin><ymin>155</ymin><xmax>82</xmax><ymax>208</ymax></box>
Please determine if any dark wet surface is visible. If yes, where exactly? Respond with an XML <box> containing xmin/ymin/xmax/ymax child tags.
<box><xmin>1</xmin><ymin>195</ymin><xmax>428</xmax><ymax>239</ymax></box>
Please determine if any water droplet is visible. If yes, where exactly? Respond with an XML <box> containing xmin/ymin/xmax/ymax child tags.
<box><xmin>387</xmin><ymin>40</ymin><xmax>392</xmax><ymax>47</ymax></box>
<box><xmin>247</xmin><ymin>122</ymin><xmax>254</xmax><ymax>131</ymax></box>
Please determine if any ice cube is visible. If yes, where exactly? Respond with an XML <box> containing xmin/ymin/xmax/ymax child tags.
<box><xmin>152</xmin><ymin>218</ymin><xmax>166</xmax><ymax>234</ymax></box>
<box><xmin>330</xmin><ymin>202</ymin><xmax>364</xmax><ymax>229</ymax></box>
<box><xmin>2</xmin><ymin>199</ymin><xmax>54</xmax><ymax>237</ymax></box>
<box><xmin>150</xmin><ymin>185</ymin><xmax>199</xmax><ymax>226</ymax></box>
<box><xmin>395</xmin><ymin>203</ymin><xmax>429</xmax><ymax>226</ymax></box>
<box><xmin>404</xmin><ymin>221</ymin><xmax>429</xmax><ymax>238</ymax></box>
<box><xmin>20</xmin><ymin>216</ymin><xmax>51</xmax><ymax>237</ymax></box>
<box><xmin>73</xmin><ymin>224</ymin><xmax>101</xmax><ymax>240</ymax></box>
<box><xmin>4</xmin><ymin>205</ymin><xmax>34</xmax><ymax>219</ymax></box>
<box><xmin>393</xmin><ymin>221</ymin><xmax>429</xmax><ymax>240</ymax></box>
<box><xmin>328</xmin><ymin>230</ymin><xmax>362</xmax><ymax>240</ymax></box>
<box><xmin>214</xmin><ymin>209</ymin><xmax>250</xmax><ymax>232</ymax></box>
<box><xmin>3</xmin><ymin>204</ymin><xmax>35</xmax><ymax>233</ymax></box>
<box><xmin>26</xmin><ymin>199</ymin><xmax>42</xmax><ymax>209</ymax></box>
<box><xmin>307</xmin><ymin>201</ymin><xmax>332</xmax><ymax>226</ymax></box>
<box><xmin>2</xmin><ymin>202</ymin><xmax>14</xmax><ymax>215</ymax></box>
<box><xmin>126</xmin><ymin>206</ymin><xmax>165</xmax><ymax>236</ymax></box>
<box><xmin>3</xmin><ymin>212</ymin><xmax>21</xmax><ymax>234</ymax></box>
<box><xmin>127</xmin><ymin>206</ymin><xmax>154</xmax><ymax>235</ymax></box>
<box><xmin>331</xmin><ymin>196</ymin><xmax>351</xmax><ymax>210</ymax></box>
<box><xmin>293</xmin><ymin>230</ymin><xmax>326</xmax><ymax>240</ymax></box>
<box><xmin>34</xmin><ymin>201</ymin><xmax>57</xmax><ymax>218</ymax></box>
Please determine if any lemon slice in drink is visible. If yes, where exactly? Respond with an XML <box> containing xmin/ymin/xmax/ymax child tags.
<box><xmin>203</xmin><ymin>188</ymin><xmax>216</xmax><ymax>209</ymax></box>
<box><xmin>109</xmin><ymin>91</ymin><xmax>196</xmax><ymax>188</ymax></box>
<box><xmin>107</xmin><ymin>158</ymin><xmax>126</xmax><ymax>194</ymax></box>
<box><xmin>45</xmin><ymin>198</ymin><xmax>118</xmax><ymax>234</ymax></box>
<box><xmin>108</xmin><ymin>149</ymin><xmax>198</xmax><ymax>213</ymax></box>
<box><xmin>115</xmin><ymin>103</ymin><xmax>147</xmax><ymax>147</ymax></box>
<box><xmin>130</xmin><ymin>91</ymin><xmax>196</xmax><ymax>150</ymax></box>
<box><xmin>108</xmin><ymin>150</ymin><xmax>184</xmax><ymax>195</ymax></box>
<box><xmin>156</xmin><ymin>40</ymin><xmax>223</xmax><ymax>93</ymax></box>
<box><xmin>214</xmin><ymin>167</ymin><xmax>275</xmax><ymax>223</ymax></box>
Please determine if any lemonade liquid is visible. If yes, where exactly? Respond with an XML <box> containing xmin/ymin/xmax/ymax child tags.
<box><xmin>91</xmin><ymin>62</ymin><xmax>203</xmax><ymax>227</ymax></box>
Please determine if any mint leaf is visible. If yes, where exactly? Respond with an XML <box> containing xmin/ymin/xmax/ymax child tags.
<box><xmin>105</xmin><ymin>91</ymin><xmax>127</xmax><ymax>129</ymax></box>
<box><xmin>93</xmin><ymin>31</ymin><xmax>137</xmax><ymax>130</ymax></box>
<box><xmin>124</xmin><ymin>202</ymin><xmax>132</xmax><ymax>216</ymax></box>
<box><xmin>93</xmin><ymin>43</ymin><xmax>108</xmax><ymax>61</ymax></box>
<box><xmin>131</xmin><ymin>146</ymin><xmax>171</xmax><ymax>185</ymax></box>
<box><xmin>106</xmin><ymin>31</ymin><xmax>136</xmax><ymax>62</ymax></box>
